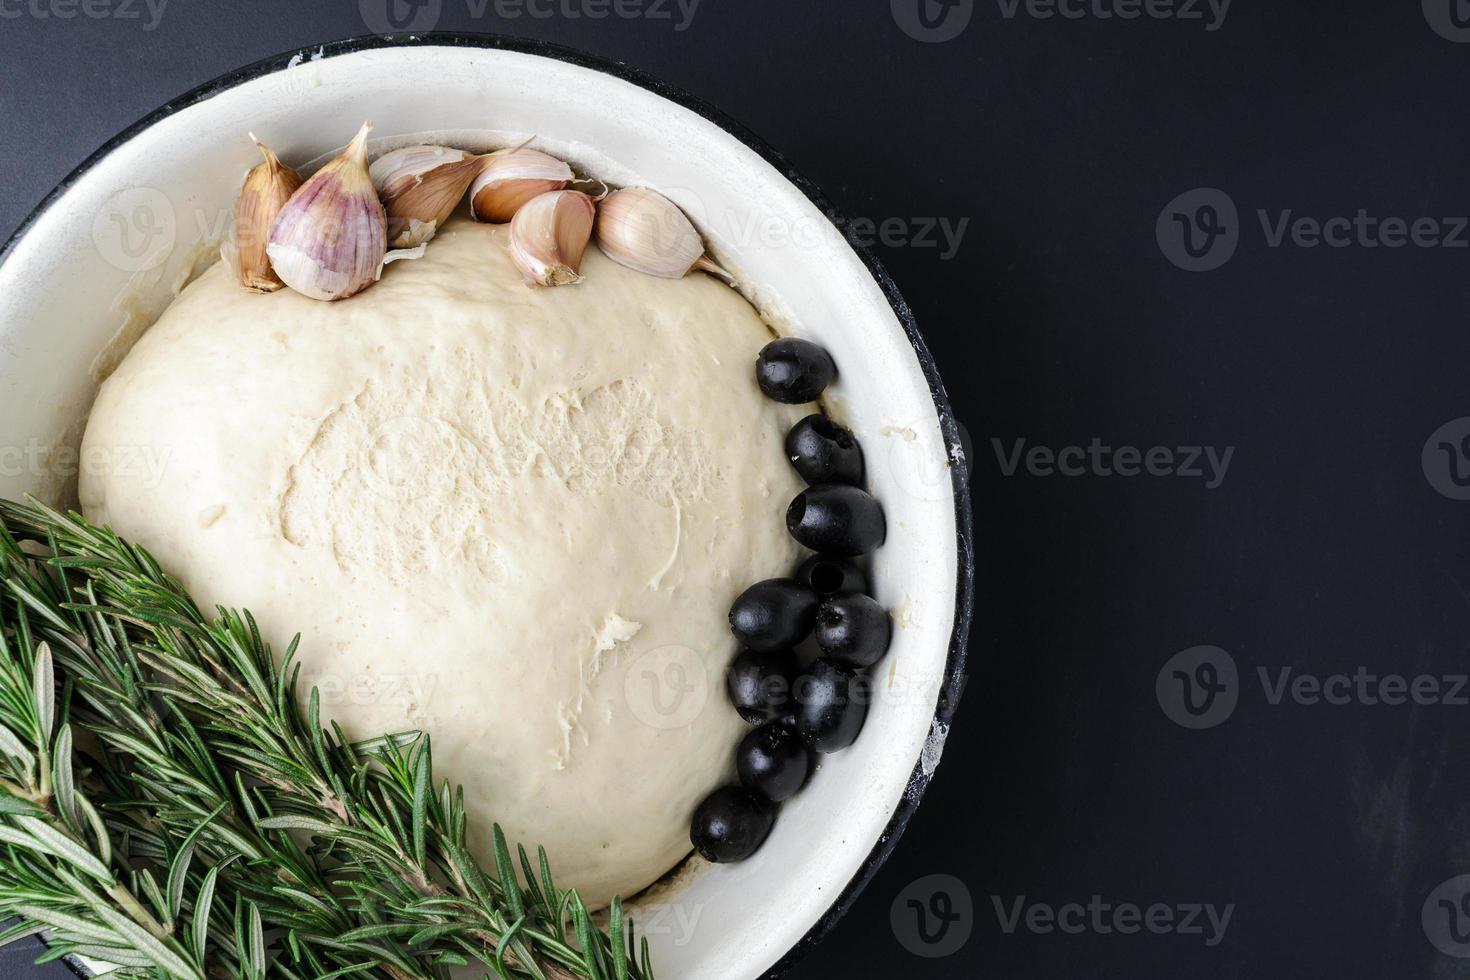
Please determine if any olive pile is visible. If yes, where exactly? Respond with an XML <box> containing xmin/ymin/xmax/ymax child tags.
<box><xmin>690</xmin><ymin>339</ymin><xmax>892</xmax><ymax>865</ymax></box>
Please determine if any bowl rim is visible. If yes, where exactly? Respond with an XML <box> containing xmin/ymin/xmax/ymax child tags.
<box><xmin>2</xmin><ymin>32</ymin><xmax>975</xmax><ymax>980</ymax></box>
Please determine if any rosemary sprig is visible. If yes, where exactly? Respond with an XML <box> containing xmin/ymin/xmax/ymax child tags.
<box><xmin>0</xmin><ymin>629</ymin><xmax>231</xmax><ymax>979</ymax></box>
<box><xmin>0</xmin><ymin>618</ymin><xmax>402</xmax><ymax>979</ymax></box>
<box><xmin>0</xmin><ymin>498</ymin><xmax>654</xmax><ymax>980</ymax></box>
<box><xmin>0</xmin><ymin>509</ymin><xmax>414</xmax><ymax>978</ymax></box>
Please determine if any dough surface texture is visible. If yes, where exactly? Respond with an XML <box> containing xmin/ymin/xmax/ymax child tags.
<box><xmin>80</xmin><ymin>217</ymin><xmax>805</xmax><ymax>906</ymax></box>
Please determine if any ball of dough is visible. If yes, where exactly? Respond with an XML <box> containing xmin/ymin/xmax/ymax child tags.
<box><xmin>80</xmin><ymin>217</ymin><xmax>804</xmax><ymax>907</ymax></box>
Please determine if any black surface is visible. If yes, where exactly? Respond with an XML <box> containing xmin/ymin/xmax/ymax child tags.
<box><xmin>3</xmin><ymin>2</ymin><xmax>1470</xmax><ymax>979</ymax></box>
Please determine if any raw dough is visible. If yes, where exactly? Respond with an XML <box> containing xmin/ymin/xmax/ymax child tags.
<box><xmin>80</xmin><ymin>216</ymin><xmax>805</xmax><ymax>907</ymax></box>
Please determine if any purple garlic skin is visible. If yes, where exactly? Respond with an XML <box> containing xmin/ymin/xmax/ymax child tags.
<box><xmin>267</xmin><ymin>122</ymin><xmax>387</xmax><ymax>302</ymax></box>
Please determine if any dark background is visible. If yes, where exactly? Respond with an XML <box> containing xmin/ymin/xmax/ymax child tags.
<box><xmin>4</xmin><ymin>1</ymin><xmax>1470</xmax><ymax>977</ymax></box>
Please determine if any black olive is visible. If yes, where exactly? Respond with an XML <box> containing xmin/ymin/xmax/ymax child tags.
<box><xmin>786</xmin><ymin>485</ymin><xmax>886</xmax><ymax>557</ymax></box>
<box><xmin>737</xmin><ymin>722</ymin><xmax>814</xmax><ymax>803</ymax></box>
<box><xmin>794</xmin><ymin>659</ymin><xmax>872</xmax><ymax>753</ymax></box>
<box><xmin>726</xmin><ymin>648</ymin><xmax>799</xmax><ymax>724</ymax></box>
<box><xmin>815</xmin><ymin>594</ymin><xmax>892</xmax><ymax>669</ymax></box>
<box><xmin>796</xmin><ymin>555</ymin><xmax>870</xmax><ymax>599</ymax></box>
<box><xmin>785</xmin><ymin>414</ymin><xmax>865</xmax><ymax>486</ymax></box>
<box><xmin>690</xmin><ymin>786</ymin><xmax>777</xmax><ymax>863</ymax></box>
<box><xmin>755</xmin><ymin>339</ymin><xmax>836</xmax><ymax>404</ymax></box>
<box><xmin>728</xmin><ymin>579</ymin><xmax>818</xmax><ymax>652</ymax></box>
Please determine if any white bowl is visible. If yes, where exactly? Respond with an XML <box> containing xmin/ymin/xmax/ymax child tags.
<box><xmin>0</xmin><ymin>35</ymin><xmax>973</xmax><ymax>980</ymax></box>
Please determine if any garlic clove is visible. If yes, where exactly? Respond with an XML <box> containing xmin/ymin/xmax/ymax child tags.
<box><xmin>369</xmin><ymin>144</ymin><xmax>469</xmax><ymax>197</ymax></box>
<box><xmin>508</xmin><ymin>190</ymin><xmax>596</xmax><ymax>287</ymax></box>
<box><xmin>470</xmin><ymin>147</ymin><xmax>574</xmax><ymax>224</ymax></box>
<box><xmin>384</xmin><ymin>158</ymin><xmax>484</xmax><ymax>249</ymax></box>
<box><xmin>594</xmin><ymin>187</ymin><xmax>731</xmax><ymax>282</ymax></box>
<box><xmin>370</xmin><ymin>145</ymin><xmax>483</xmax><ymax>248</ymax></box>
<box><xmin>230</xmin><ymin>135</ymin><xmax>304</xmax><ymax>292</ymax></box>
<box><xmin>267</xmin><ymin>122</ymin><xmax>388</xmax><ymax>302</ymax></box>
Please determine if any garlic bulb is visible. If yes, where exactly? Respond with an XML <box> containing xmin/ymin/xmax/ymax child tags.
<box><xmin>229</xmin><ymin>135</ymin><xmax>303</xmax><ymax>292</ymax></box>
<box><xmin>470</xmin><ymin>147</ymin><xmax>574</xmax><ymax>224</ymax></box>
<box><xmin>369</xmin><ymin>144</ymin><xmax>483</xmax><ymax>248</ymax></box>
<box><xmin>595</xmin><ymin>187</ymin><xmax>731</xmax><ymax>281</ymax></box>
<box><xmin>267</xmin><ymin>122</ymin><xmax>387</xmax><ymax>302</ymax></box>
<box><xmin>508</xmin><ymin>190</ymin><xmax>596</xmax><ymax>286</ymax></box>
